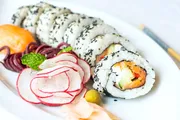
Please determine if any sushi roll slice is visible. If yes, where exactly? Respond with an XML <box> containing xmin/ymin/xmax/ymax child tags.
<box><xmin>22</xmin><ymin>2</ymin><xmax>52</xmax><ymax>35</ymax></box>
<box><xmin>84</xmin><ymin>33</ymin><xmax>138</xmax><ymax>68</ymax></box>
<box><xmin>36</xmin><ymin>7</ymin><xmax>71</xmax><ymax>44</ymax></box>
<box><xmin>63</xmin><ymin>16</ymin><xmax>103</xmax><ymax>47</ymax></box>
<box><xmin>93</xmin><ymin>47</ymin><xmax>155</xmax><ymax>99</ymax></box>
<box><xmin>48</xmin><ymin>13</ymin><xmax>81</xmax><ymax>47</ymax></box>
<box><xmin>11</xmin><ymin>2</ymin><xmax>51</xmax><ymax>27</ymax></box>
<box><xmin>74</xmin><ymin>23</ymin><xmax>118</xmax><ymax>58</ymax></box>
<box><xmin>11</xmin><ymin>6</ymin><xmax>30</xmax><ymax>26</ymax></box>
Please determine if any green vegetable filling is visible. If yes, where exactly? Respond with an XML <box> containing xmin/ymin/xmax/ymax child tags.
<box><xmin>21</xmin><ymin>53</ymin><xmax>46</xmax><ymax>70</ymax></box>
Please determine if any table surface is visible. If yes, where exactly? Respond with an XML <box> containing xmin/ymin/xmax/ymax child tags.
<box><xmin>0</xmin><ymin>0</ymin><xmax>179</xmax><ymax>119</ymax></box>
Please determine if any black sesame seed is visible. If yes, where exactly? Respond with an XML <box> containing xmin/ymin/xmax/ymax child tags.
<box><xmin>114</xmin><ymin>99</ymin><xmax>118</xmax><ymax>102</ymax></box>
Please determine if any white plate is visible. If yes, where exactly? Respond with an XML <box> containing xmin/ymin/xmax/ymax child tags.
<box><xmin>0</xmin><ymin>0</ymin><xmax>179</xmax><ymax>120</ymax></box>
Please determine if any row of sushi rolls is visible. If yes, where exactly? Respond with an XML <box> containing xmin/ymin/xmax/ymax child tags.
<box><xmin>0</xmin><ymin>1</ymin><xmax>155</xmax><ymax>120</ymax></box>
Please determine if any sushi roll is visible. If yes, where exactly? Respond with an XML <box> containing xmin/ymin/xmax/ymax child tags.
<box><xmin>22</xmin><ymin>2</ymin><xmax>53</xmax><ymax>35</ymax></box>
<box><xmin>84</xmin><ymin>33</ymin><xmax>138</xmax><ymax>68</ymax></box>
<box><xmin>48</xmin><ymin>13</ymin><xmax>81</xmax><ymax>47</ymax></box>
<box><xmin>63</xmin><ymin>16</ymin><xmax>103</xmax><ymax>47</ymax></box>
<box><xmin>74</xmin><ymin>23</ymin><xmax>118</xmax><ymax>58</ymax></box>
<box><xmin>36</xmin><ymin>7</ymin><xmax>71</xmax><ymax>44</ymax></box>
<box><xmin>36</xmin><ymin>1</ymin><xmax>53</xmax><ymax>8</ymax></box>
<box><xmin>11</xmin><ymin>2</ymin><xmax>51</xmax><ymax>27</ymax></box>
<box><xmin>11</xmin><ymin>6</ymin><xmax>30</xmax><ymax>26</ymax></box>
<box><xmin>93</xmin><ymin>47</ymin><xmax>155</xmax><ymax>99</ymax></box>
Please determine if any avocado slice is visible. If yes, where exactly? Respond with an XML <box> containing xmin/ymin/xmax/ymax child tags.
<box><xmin>117</xmin><ymin>68</ymin><xmax>134</xmax><ymax>90</ymax></box>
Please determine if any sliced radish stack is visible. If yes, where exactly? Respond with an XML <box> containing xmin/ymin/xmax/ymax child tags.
<box><xmin>37</xmin><ymin>65</ymin><xmax>71</xmax><ymax>76</ymax></box>
<box><xmin>78</xmin><ymin>58</ymin><xmax>91</xmax><ymax>84</ymax></box>
<box><xmin>55</xmin><ymin>60</ymin><xmax>84</xmax><ymax>83</ymax></box>
<box><xmin>40</xmin><ymin>72</ymin><xmax>70</xmax><ymax>93</ymax></box>
<box><xmin>16</xmin><ymin>68</ymin><xmax>41</xmax><ymax>104</ymax></box>
<box><xmin>38</xmin><ymin>94</ymin><xmax>76</xmax><ymax>106</ymax></box>
<box><xmin>16</xmin><ymin>52</ymin><xmax>91</xmax><ymax>106</ymax></box>
<box><xmin>30</xmin><ymin>76</ymin><xmax>53</xmax><ymax>98</ymax></box>
<box><xmin>65</xmin><ymin>69</ymin><xmax>82</xmax><ymax>92</ymax></box>
<box><xmin>39</xmin><ymin>52</ymin><xmax>78</xmax><ymax>69</ymax></box>
<box><xmin>39</xmin><ymin>87</ymin><xmax>87</xmax><ymax>106</ymax></box>
<box><xmin>30</xmin><ymin>66</ymin><xmax>71</xmax><ymax>97</ymax></box>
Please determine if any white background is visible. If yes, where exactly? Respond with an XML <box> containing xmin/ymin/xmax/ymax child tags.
<box><xmin>0</xmin><ymin>0</ymin><xmax>179</xmax><ymax>119</ymax></box>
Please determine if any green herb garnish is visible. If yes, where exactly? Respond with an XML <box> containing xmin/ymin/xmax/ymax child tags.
<box><xmin>21</xmin><ymin>53</ymin><xmax>46</xmax><ymax>70</ymax></box>
<box><xmin>58</xmin><ymin>46</ymin><xmax>73</xmax><ymax>54</ymax></box>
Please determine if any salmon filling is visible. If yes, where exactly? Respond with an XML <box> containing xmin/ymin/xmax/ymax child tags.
<box><xmin>96</xmin><ymin>43</ymin><xmax>119</xmax><ymax>63</ymax></box>
<box><xmin>112</xmin><ymin>61</ymin><xmax>146</xmax><ymax>90</ymax></box>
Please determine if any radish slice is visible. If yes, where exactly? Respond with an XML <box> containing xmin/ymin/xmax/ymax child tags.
<box><xmin>38</xmin><ymin>72</ymin><xmax>70</xmax><ymax>93</ymax></box>
<box><xmin>30</xmin><ymin>76</ymin><xmax>53</xmax><ymax>98</ymax></box>
<box><xmin>66</xmin><ymin>69</ymin><xmax>82</xmax><ymax>92</ymax></box>
<box><xmin>55</xmin><ymin>53</ymin><xmax>78</xmax><ymax>63</ymax></box>
<box><xmin>37</xmin><ymin>65</ymin><xmax>71</xmax><ymax>76</ymax></box>
<box><xmin>78</xmin><ymin>58</ymin><xmax>91</xmax><ymax>84</ymax></box>
<box><xmin>56</xmin><ymin>60</ymin><xmax>84</xmax><ymax>83</ymax></box>
<box><xmin>16</xmin><ymin>68</ymin><xmax>41</xmax><ymax>104</ymax></box>
<box><xmin>38</xmin><ymin>86</ymin><xmax>85</xmax><ymax>106</ymax></box>
<box><xmin>38</xmin><ymin>94</ymin><xmax>76</xmax><ymax>106</ymax></box>
<box><xmin>53</xmin><ymin>92</ymin><xmax>74</xmax><ymax>98</ymax></box>
<box><xmin>31</xmin><ymin>70</ymin><xmax>70</xmax><ymax>97</ymax></box>
<box><xmin>72</xmin><ymin>87</ymin><xmax>87</xmax><ymax>104</ymax></box>
<box><xmin>39</xmin><ymin>53</ymin><xmax>78</xmax><ymax>69</ymax></box>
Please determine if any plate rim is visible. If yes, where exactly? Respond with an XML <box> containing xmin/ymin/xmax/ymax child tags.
<box><xmin>0</xmin><ymin>0</ymin><xmax>179</xmax><ymax>120</ymax></box>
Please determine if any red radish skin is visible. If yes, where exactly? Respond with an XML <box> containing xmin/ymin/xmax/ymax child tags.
<box><xmin>38</xmin><ymin>90</ymin><xmax>79</xmax><ymax>106</ymax></box>
<box><xmin>55</xmin><ymin>53</ymin><xmax>78</xmax><ymax>63</ymax></box>
<box><xmin>30</xmin><ymin>70</ymin><xmax>71</xmax><ymax>98</ymax></box>
<box><xmin>39</xmin><ymin>52</ymin><xmax>78</xmax><ymax>69</ymax></box>
<box><xmin>38</xmin><ymin>95</ymin><xmax>75</xmax><ymax>106</ymax></box>
<box><xmin>30</xmin><ymin>76</ymin><xmax>53</xmax><ymax>98</ymax></box>
<box><xmin>35</xmin><ymin>68</ymin><xmax>82</xmax><ymax>93</ymax></box>
<box><xmin>37</xmin><ymin>65</ymin><xmax>72</xmax><ymax>76</ymax></box>
<box><xmin>38</xmin><ymin>72</ymin><xmax>70</xmax><ymax>93</ymax></box>
<box><xmin>16</xmin><ymin>68</ymin><xmax>41</xmax><ymax>104</ymax></box>
<box><xmin>53</xmin><ymin>92</ymin><xmax>74</xmax><ymax>97</ymax></box>
<box><xmin>38</xmin><ymin>87</ymin><xmax>86</xmax><ymax>106</ymax></box>
<box><xmin>56</xmin><ymin>60</ymin><xmax>85</xmax><ymax>83</ymax></box>
<box><xmin>65</xmin><ymin>84</ymin><xmax>84</xmax><ymax>96</ymax></box>
<box><xmin>78</xmin><ymin>58</ymin><xmax>91</xmax><ymax>84</ymax></box>
<box><xmin>65</xmin><ymin>69</ymin><xmax>82</xmax><ymax>92</ymax></box>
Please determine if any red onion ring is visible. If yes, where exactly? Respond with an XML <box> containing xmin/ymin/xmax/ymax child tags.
<box><xmin>25</xmin><ymin>42</ymin><xmax>38</xmax><ymax>54</ymax></box>
<box><xmin>35</xmin><ymin>44</ymin><xmax>51</xmax><ymax>53</ymax></box>
<box><xmin>4</xmin><ymin>55</ymin><xmax>14</xmax><ymax>71</ymax></box>
<box><xmin>45</xmin><ymin>49</ymin><xmax>60</xmax><ymax>59</ymax></box>
<box><xmin>0</xmin><ymin>42</ymin><xmax>70</xmax><ymax>72</ymax></box>
<box><xmin>0</xmin><ymin>46</ymin><xmax>10</xmax><ymax>60</ymax></box>
<box><xmin>9</xmin><ymin>54</ymin><xmax>21</xmax><ymax>72</ymax></box>
<box><xmin>13</xmin><ymin>53</ymin><xmax>25</xmax><ymax>70</ymax></box>
<box><xmin>57</xmin><ymin>42</ymin><xmax>70</xmax><ymax>49</ymax></box>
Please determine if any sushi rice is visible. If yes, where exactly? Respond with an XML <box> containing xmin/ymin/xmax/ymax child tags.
<box><xmin>84</xmin><ymin>33</ymin><xmax>138</xmax><ymax>67</ymax></box>
<box><xmin>48</xmin><ymin>13</ymin><xmax>81</xmax><ymax>47</ymax></box>
<box><xmin>93</xmin><ymin>47</ymin><xmax>155</xmax><ymax>99</ymax></box>
<box><xmin>74</xmin><ymin>23</ymin><xmax>118</xmax><ymax>58</ymax></box>
<box><xmin>63</xmin><ymin>16</ymin><xmax>103</xmax><ymax>47</ymax></box>
<box><xmin>22</xmin><ymin>4</ymin><xmax>50</xmax><ymax>35</ymax></box>
<box><xmin>11</xmin><ymin>6</ymin><xmax>30</xmax><ymax>26</ymax></box>
<box><xmin>36</xmin><ymin>6</ymin><xmax>71</xmax><ymax>44</ymax></box>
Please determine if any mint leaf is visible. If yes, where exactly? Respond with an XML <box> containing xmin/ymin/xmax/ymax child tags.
<box><xmin>21</xmin><ymin>53</ymin><xmax>46</xmax><ymax>70</ymax></box>
<box><xmin>58</xmin><ymin>46</ymin><xmax>73</xmax><ymax>54</ymax></box>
